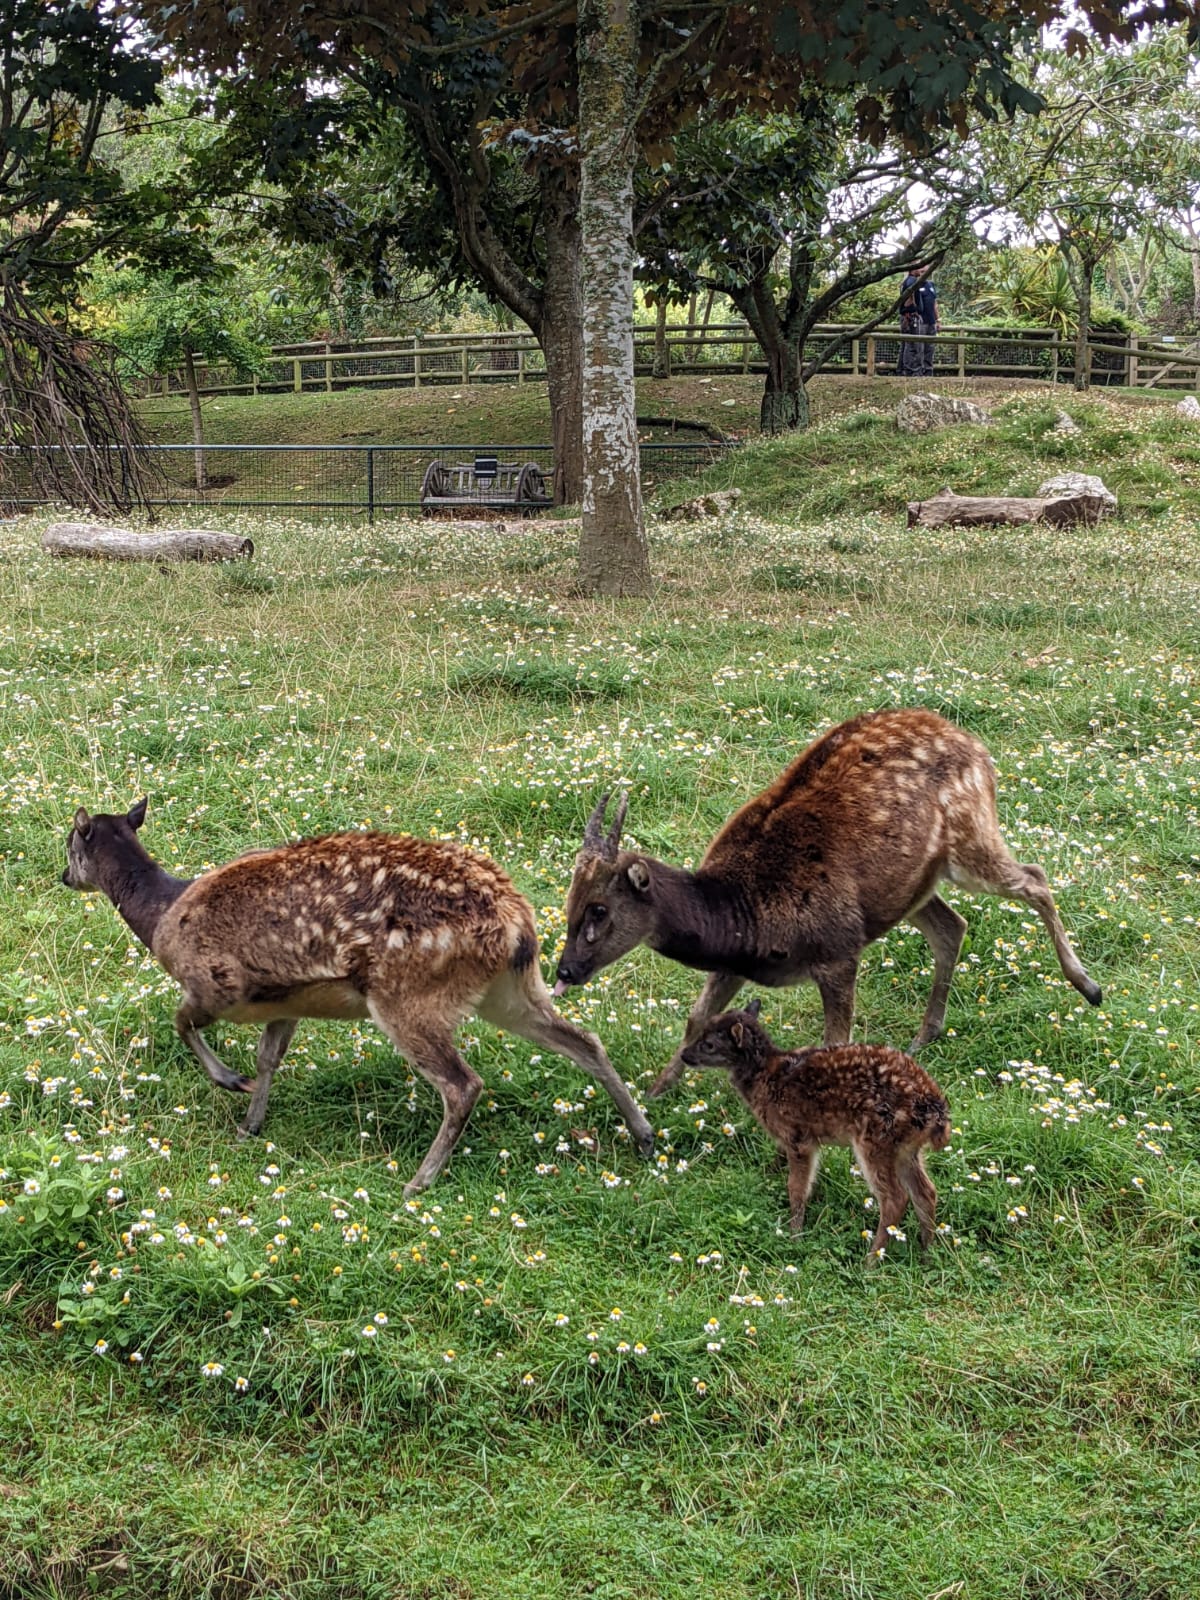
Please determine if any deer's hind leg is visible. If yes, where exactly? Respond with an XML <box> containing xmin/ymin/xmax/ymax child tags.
<box><xmin>478</xmin><ymin>966</ymin><xmax>654</xmax><ymax>1154</ymax></box>
<box><xmin>907</xmin><ymin>894</ymin><xmax>968</xmax><ymax>1051</ymax></box>
<box><xmin>951</xmin><ymin>840</ymin><xmax>1101</xmax><ymax>1006</ymax></box>
<box><xmin>368</xmin><ymin>994</ymin><xmax>483</xmax><ymax>1197</ymax></box>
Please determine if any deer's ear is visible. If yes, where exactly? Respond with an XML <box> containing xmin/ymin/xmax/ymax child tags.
<box><xmin>74</xmin><ymin>807</ymin><xmax>93</xmax><ymax>840</ymax></box>
<box><xmin>731</xmin><ymin>1022</ymin><xmax>744</xmax><ymax>1047</ymax></box>
<box><xmin>626</xmin><ymin>859</ymin><xmax>651</xmax><ymax>893</ymax></box>
<box><xmin>746</xmin><ymin>997</ymin><xmax>762</xmax><ymax>1020</ymax></box>
<box><xmin>127</xmin><ymin>797</ymin><xmax>148</xmax><ymax>831</ymax></box>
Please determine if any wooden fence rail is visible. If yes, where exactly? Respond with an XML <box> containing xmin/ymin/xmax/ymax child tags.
<box><xmin>137</xmin><ymin>324</ymin><xmax>1200</xmax><ymax>402</ymax></box>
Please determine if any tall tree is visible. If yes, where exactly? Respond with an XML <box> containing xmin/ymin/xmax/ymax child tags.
<box><xmin>981</xmin><ymin>29</ymin><xmax>1198</xmax><ymax>388</ymax></box>
<box><xmin>143</xmin><ymin>0</ymin><xmax>1198</xmax><ymax>591</ymax></box>
<box><xmin>638</xmin><ymin>107</ymin><xmax>991</xmax><ymax>433</ymax></box>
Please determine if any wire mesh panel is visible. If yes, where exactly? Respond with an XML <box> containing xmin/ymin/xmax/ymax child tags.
<box><xmin>4</xmin><ymin>442</ymin><xmax>729</xmax><ymax>519</ymax></box>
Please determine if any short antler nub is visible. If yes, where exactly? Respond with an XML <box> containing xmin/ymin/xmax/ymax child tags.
<box><xmin>582</xmin><ymin>791</ymin><xmax>611</xmax><ymax>857</ymax></box>
<box><xmin>581</xmin><ymin>791</ymin><xmax>629</xmax><ymax>862</ymax></box>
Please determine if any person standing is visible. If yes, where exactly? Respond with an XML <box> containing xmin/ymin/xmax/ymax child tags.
<box><xmin>898</xmin><ymin>264</ymin><xmax>939</xmax><ymax>378</ymax></box>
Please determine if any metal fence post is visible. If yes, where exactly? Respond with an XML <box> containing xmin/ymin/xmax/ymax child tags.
<box><xmin>367</xmin><ymin>448</ymin><xmax>375</xmax><ymax>525</ymax></box>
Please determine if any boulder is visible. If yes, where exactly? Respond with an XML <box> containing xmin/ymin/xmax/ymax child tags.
<box><xmin>663</xmin><ymin>488</ymin><xmax>743</xmax><ymax>521</ymax></box>
<box><xmin>1050</xmin><ymin>409</ymin><xmax>1081</xmax><ymax>435</ymax></box>
<box><xmin>1175</xmin><ymin>395</ymin><xmax>1200</xmax><ymax>420</ymax></box>
<box><xmin>895</xmin><ymin>392</ymin><xmax>993</xmax><ymax>435</ymax></box>
<box><xmin>1035</xmin><ymin>472</ymin><xmax>1117</xmax><ymax>516</ymax></box>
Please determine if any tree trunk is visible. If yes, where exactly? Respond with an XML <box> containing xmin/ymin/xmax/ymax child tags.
<box><xmin>906</xmin><ymin>485</ymin><xmax>1114</xmax><ymax>529</ymax></box>
<box><xmin>183</xmin><ymin>347</ymin><xmax>207</xmax><ymax>490</ymax></box>
<box><xmin>42</xmin><ymin>523</ymin><xmax>254</xmax><ymax>560</ymax></box>
<box><xmin>734</xmin><ymin>280</ymin><xmax>810</xmax><ymax>434</ymax></box>
<box><xmin>1071</xmin><ymin>253</ymin><xmax>1095</xmax><ymax>392</ymax></box>
<box><xmin>760</xmin><ymin>334</ymin><xmax>809</xmax><ymax>433</ymax></box>
<box><xmin>539</xmin><ymin>168</ymin><xmax>585</xmax><ymax>506</ymax></box>
<box><xmin>575</xmin><ymin>0</ymin><xmax>650</xmax><ymax>597</ymax></box>
<box><xmin>652</xmin><ymin>297</ymin><xmax>669</xmax><ymax>379</ymax></box>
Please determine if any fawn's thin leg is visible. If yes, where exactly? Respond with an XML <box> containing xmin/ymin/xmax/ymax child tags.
<box><xmin>478</xmin><ymin>969</ymin><xmax>654</xmax><ymax>1153</ymax></box>
<box><xmin>650</xmin><ymin>970</ymin><xmax>744</xmax><ymax>1098</ymax></box>
<box><xmin>812</xmin><ymin>958</ymin><xmax>859</xmax><ymax>1046</ymax></box>
<box><xmin>368</xmin><ymin>1000</ymin><xmax>482</xmax><ymax>1197</ymax></box>
<box><xmin>907</xmin><ymin>894</ymin><xmax>968</xmax><ymax>1051</ymax></box>
<box><xmin>785</xmin><ymin>1145</ymin><xmax>820</xmax><ymax>1234</ymax></box>
<box><xmin>855</xmin><ymin>1141</ymin><xmax>910</xmax><ymax>1265</ymax></box>
<box><xmin>897</xmin><ymin>1146</ymin><xmax>939</xmax><ymax>1248</ymax></box>
<box><xmin>238</xmin><ymin>1019</ymin><xmax>298</xmax><ymax>1139</ymax></box>
<box><xmin>176</xmin><ymin>1001</ymin><xmax>254</xmax><ymax>1094</ymax></box>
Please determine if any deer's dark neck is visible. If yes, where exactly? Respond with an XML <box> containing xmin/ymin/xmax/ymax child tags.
<box><xmin>645</xmin><ymin>862</ymin><xmax>763</xmax><ymax>975</ymax></box>
<box><xmin>96</xmin><ymin>848</ymin><xmax>192</xmax><ymax>952</ymax></box>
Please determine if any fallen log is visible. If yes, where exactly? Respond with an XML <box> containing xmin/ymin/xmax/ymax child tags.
<box><xmin>906</xmin><ymin>485</ymin><xmax>1114</xmax><ymax>530</ymax></box>
<box><xmin>41</xmin><ymin>523</ymin><xmax>254</xmax><ymax>561</ymax></box>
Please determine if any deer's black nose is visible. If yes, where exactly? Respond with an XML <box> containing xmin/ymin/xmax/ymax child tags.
<box><xmin>61</xmin><ymin>869</ymin><xmax>71</xmax><ymax>886</ymax></box>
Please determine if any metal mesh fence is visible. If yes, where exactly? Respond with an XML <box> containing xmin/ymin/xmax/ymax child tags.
<box><xmin>3</xmin><ymin>441</ymin><xmax>729</xmax><ymax>520</ymax></box>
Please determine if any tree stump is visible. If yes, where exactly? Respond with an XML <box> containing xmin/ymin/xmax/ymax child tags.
<box><xmin>906</xmin><ymin>484</ymin><xmax>1115</xmax><ymax>529</ymax></box>
<box><xmin>41</xmin><ymin>523</ymin><xmax>254</xmax><ymax>561</ymax></box>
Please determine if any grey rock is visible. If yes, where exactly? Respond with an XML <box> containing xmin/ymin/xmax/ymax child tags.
<box><xmin>1050</xmin><ymin>409</ymin><xmax>1081</xmax><ymax>434</ymax></box>
<box><xmin>1175</xmin><ymin>395</ymin><xmax>1200</xmax><ymax>419</ymax></box>
<box><xmin>895</xmin><ymin>392</ymin><xmax>993</xmax><ymax>434</ymax></box>
<box><xmin>663</xmin><ymin>488</ymin><xmax>743</xmax><ymax>521</ymax></box>
<box><xmin>1035</xmin><ymin>471</ymin><xmax>1117</xmax><ymax>517</ymax></box>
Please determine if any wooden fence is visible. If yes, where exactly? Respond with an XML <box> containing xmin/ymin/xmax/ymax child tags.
<box><xmin>139</xmin><ymin>323</ymin><xmax>1200</xmax><ymax>400</ymax></box>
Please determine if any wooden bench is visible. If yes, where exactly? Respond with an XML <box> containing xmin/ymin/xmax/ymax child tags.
<box><xmin>420</xmin><ymin>456</ymin><xmax>552</xmax><ymax>513</ymax></box>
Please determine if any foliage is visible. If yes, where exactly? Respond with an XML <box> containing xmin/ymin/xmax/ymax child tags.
<box><xmin>99</xmin><ymin>270</ymin><xmax>268</xmax><ymax>385</ymax></box>
<box><xmin>974</xmin><ymin>247</ymin><xmax>1133</xmax><ymax>335</ymax></box>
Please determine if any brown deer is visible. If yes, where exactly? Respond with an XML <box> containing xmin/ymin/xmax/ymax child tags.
<box><xmin>554</xmin><ymin>707</ymin><xmax>1100</xmax><ymax>1097</ymax></box>
<box><xmin>681</xmin><ymin>999</ymin><xmax>951</xmax><ymax>1260</ymax></box>
<box><xmin>62</xmin><ymin>801</ymin><xmax>654</xmax><ymax>1193</ymax></box>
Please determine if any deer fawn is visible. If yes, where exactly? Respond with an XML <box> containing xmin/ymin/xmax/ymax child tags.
<box><xmin>62</xmin><ymin>800</ymin><xmax>654</xmax><ymax>1193</ymax></box>
<box><xmin>554</xmin><ymin>707</ymin><xmax>1100</xmax><ymax>1096</ymax></box>
<box><xmin>682</xmin><ymin>999</ymin><xmax>951</xmax><ymax>1261</ymax></box>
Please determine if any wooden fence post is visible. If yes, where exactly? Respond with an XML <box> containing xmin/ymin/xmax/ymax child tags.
<box><xmin>865</xmin><ymin>337</ymin><xmax>876</xmax><ymax>378</ymax></box>
<box><xmin>293</xmin><ymin>358</ymin><xmax>302</xmax><ymax>393</ymax></box>
<box><xmin>957</xmin><ymin>336</ymin><xmax>965</xmax><ymax>380</ymax></box>
<box><xmin>1127</xmin><ymin>336</ymin><xmax>1139</xmax><ymax>387</ymax></box>
<box><xmin>850</xmin><ymin>338</ymin><xmax>860</xmax><ymax>376</ymax></box>
<box><xmin>324</xmin><ymin>342</ymin><xmax>333</xmax><ymax>394</ymax></box>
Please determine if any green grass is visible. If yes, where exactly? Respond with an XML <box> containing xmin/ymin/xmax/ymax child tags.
<box><xmin>2</xmin><ymin>393</ymin><xmax>1200</xmax><ymax>1597</ymax></box>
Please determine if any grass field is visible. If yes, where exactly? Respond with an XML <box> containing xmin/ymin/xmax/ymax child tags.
<box><xmin>2</xmin><ymin>383</ymin><xmax>1199</xmax><ymax>1599</ymax></box>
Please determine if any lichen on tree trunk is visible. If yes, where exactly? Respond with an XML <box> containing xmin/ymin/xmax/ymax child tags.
<box><xmin>575</xmin><ymin>0</ymin><xmax>651</xmax><ymax>597</ymax></box>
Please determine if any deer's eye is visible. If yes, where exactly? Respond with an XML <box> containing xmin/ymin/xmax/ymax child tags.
<box><xmin>588</xmin><ymin>904</ymin><xmax>608</xmax><ymax>921</ymax></box>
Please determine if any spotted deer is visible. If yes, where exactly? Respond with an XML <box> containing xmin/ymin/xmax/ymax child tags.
<box><xmin>62</xmin><ymin>801</ymin><xmax>654</xmax><ymax>1193</ymax></box>
<box><xmin>554</xmin><ymin>708</ymin><xmax>1100</xmax><ymax>1097</ymax></box>
<box><xmin>681</xmin><ymin>999</ymin><xmax>951</xmax><ymax>1260</ymax></box>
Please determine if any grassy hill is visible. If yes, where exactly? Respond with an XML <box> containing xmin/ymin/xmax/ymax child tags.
<box><xmin>137</xmin><ymin>375</ymin><xmax>1200</xmax><ymax>524</ymax></box>
<box><xmin>2</xmin><ymin>375</ymin><xmax>1199</xmax><ymax>1599</ymax></box>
